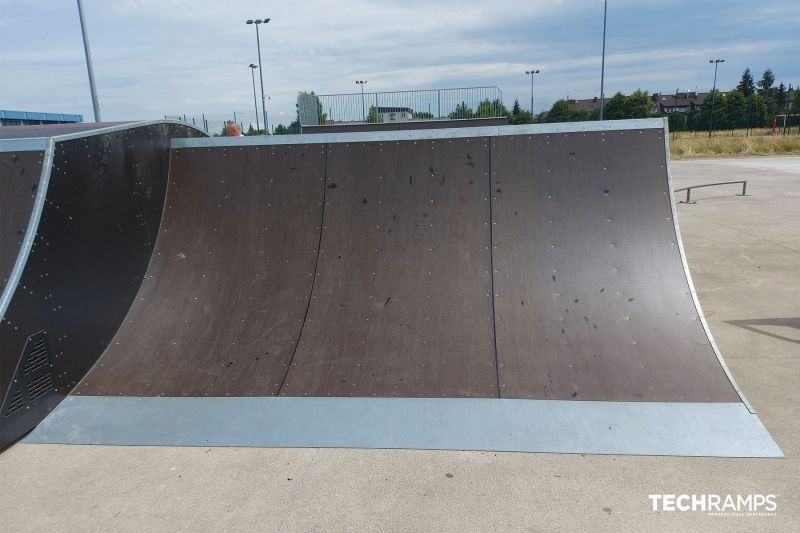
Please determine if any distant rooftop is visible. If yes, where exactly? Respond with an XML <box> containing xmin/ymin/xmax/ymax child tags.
<box><xmin>0</xmin><ymin>109</ymin><xmax>83</xmax><ymax>127</ymax></box>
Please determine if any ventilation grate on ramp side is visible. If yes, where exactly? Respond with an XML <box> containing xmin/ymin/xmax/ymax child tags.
<box><xmin>2</xmin><ymin>331</ymin><xmax>56</xmax><ymax>418</ymax></box>
<box><xmin>3</xmin><ymin>389</ymin><xmax>24</xmax><ymax>417</ymax></box>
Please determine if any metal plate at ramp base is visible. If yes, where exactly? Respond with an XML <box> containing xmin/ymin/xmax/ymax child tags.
<box><xmin>24</xmin><ymin>396</ymin><xmax>782</xmax><ymax>457</ymax></box>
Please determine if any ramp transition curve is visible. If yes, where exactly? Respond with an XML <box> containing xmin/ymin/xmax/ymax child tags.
<box><xmin>2</xmin><ymin>119</ymin><xmax>781</xmax><ymax>456</ymax></box>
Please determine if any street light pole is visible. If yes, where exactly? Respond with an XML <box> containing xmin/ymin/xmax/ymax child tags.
<box><xmin>525</xmin><ymin>69</ymin><xmax>540</xmax><ymax>116</ymax></box>
<box><xmin>708</xmin><ymin>58</ymin><xmax>725</xmax><ymax>138</ymax></box>
<box><xmin>356</xmin><ymin>80</ymin><xmax>367</xmax><ymax>121</ymax></box>
<box><xmin>246</xmin><ymin>18</ymin><xmax>270</xmax><ymax>135</ymax></box>
<box><xmin>599</xmin><ymin>0</ymin><xmax>607</xmax><ymax>120</ymax></box>
<box><xmin>249</xmin><ymin>64</ymin><xmax>260</xmax><ymax>132</ymax></box>
<box><xmin>76</xmin><ymin>0</ymin><xmax>101</xmax><ymax>122</ymax></box>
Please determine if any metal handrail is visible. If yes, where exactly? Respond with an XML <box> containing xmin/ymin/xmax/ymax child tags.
<box><xmin>674</xmin><ymin>180</ymin><xmax>747</xmax><ymax>204</ymax></box>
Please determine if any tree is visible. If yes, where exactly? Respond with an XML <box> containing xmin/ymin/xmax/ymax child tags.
<box><xmin>366</xmin><ymin>105</ymin><xmax>383</xmax><ymax>123</ymax></box>
<box><xmin>509</xmin><ymin>98</ymin><xmax>534</xmax><ymax>124</ymax></box>
<box><xmin>449</xmin><ymin>101</ymin><xmax>474</xmax><ymax>119</ymax></box>
<box><xmin>723</xmin><ymin>90</ymin><xmax>747</xmax><ymax>130</ymax></box>
<box><xmin>475</xmin><ymin>98</ymin><xmax>508</xmax><ymax>118</ymax></box>
<box><xmin>736</xmin><ymin>68</ymin><xmax>755</xmax><ymax>97</ymax></box>
<box><xmin>509</xmin><ymin>110</ymin><xmax>533</xmax><ymax>125</ymax></box>
<box><xmin>544</xmin><ymin>99</ymin><xmax>572</xmax><ymax>122</ymax></box>
<box><xmin>412</xmin><ymin>111</ymin><xmax>433</xmax><ymax>119</ymax></box>
<box><xmin>624</xmin><ymin>90</ymin><xmax>652</xmax><ymax>118</ymax></box>
<box><xmin>273</xmin><ymin>124</ymin><xmax>288</xmax><ymax>135</ymax></box>
<box><xmin>603</xmin><ymin>92</ymin><xmax>627</xmax><ymax>120</ymax></box>
<box><xmin>776</xmin><ymin>82</ymin><xmax>788</xmax><ymax>111</ymax></box>
<box><xmin>246</xmin><ymin>124</ymin><xmax>266</xmax><ymax>136</ymax></box>
<box><xmin>794</xmin><ymin>89</ymin><xmax>800</xmax><ymax>112</ymax></box>
<box><xmin>666</xmin><ymin>112</ymin><xmax>687</xmax><ymax>132</ymax></box>
<box><xmin>757</xmin><ymin>69</ymin><xmax>775</xmax><ymax>97</ymax></box>
<box><xmin>746</xmin><ymin>94</ymin><xmax>769</xmax><ymax>129</ymax></box>
<box><xmin>698</xmin><ymin>89</ymin><xmax>724</xmax><ymax>132</ymax></box>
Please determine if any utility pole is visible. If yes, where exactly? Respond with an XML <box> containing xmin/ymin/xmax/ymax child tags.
<box><xmin>708</xmin><ymin>58</ymin><xmax>725</xmax><ymax>138</ymax></box>
<box><xmin>356</xmin><ymin>80</ymin><xmax>368</xmax><ymax>121</ymax></box>
<box><xmin>246</xmin><ymin>18</ymin><xmax>270</xmax><ymax>134</ymax></box>
<box><xmin>76</xmin><ymin>0</ymin><xmax>101</xmax><ymax>122</ymax></box>
<box><xmin>525</xmin><ymin>69</ymin><xmax>540</xmax><ymax>116</ymax></box>
<box><xmin>249</xmin><ymin>64</ymin><xmax>260</xmax><ymax>132</ymax></box>
<box><xmin>599</xmin><ymin>0</ymin><xmax>607</xmax><ymax>120</ymax></box>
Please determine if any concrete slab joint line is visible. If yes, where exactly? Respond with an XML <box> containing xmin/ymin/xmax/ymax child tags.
<box><xmin>1</xmin><ymin>118</ymin><xmax>782</xmax><ymax>457</ymax></box>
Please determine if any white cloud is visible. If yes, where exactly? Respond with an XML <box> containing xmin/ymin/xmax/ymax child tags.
<box><xmin>0</xmin><ymin>0</ymin><xmax>797</xmax><ymax>124</ymax></box>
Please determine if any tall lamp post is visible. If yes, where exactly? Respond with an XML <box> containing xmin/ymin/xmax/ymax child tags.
<box><xmin>76</xmin><ymin>0</ymin><xmax>101</xmax><ymax>122</ymax></box>
<box><xmin>356</xmin><ymin>80</ymin><xmax>367</xmax><ymax>121</ymax></box>
<box><xmin>246</xmin><ymin>18</ymin><xmax>270</xmax><ymax>134</ymax></box>
<box><xmin>248</xmin><ymin>64</ymin><xmax>260</xmax><ymax>132</ymax></box>
<box><xmin>599</xmin><ymin>0</ymin><xmax>608</xmax><ymax>120</ymax></box>
<box><xmin>708</xmin><ymin>58</ymin><xmax>725</xmax><ymax>138</ymax></box>
<box><xmin>525</xmin><ymin>69</ymin><xmax>540</xmax><ymax>116</ymax></box>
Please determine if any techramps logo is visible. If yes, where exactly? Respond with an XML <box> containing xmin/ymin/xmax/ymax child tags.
<box><xmin>648</xmin><ymin>494</ymin><xmax>778</xmax><ymax>517</ymax></box>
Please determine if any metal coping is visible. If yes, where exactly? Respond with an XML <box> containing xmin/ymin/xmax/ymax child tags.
<box><xmin>0</xmin><ymin>138</ymin><xmax>56</xmax><ymax>321</ymax></box>
<box><xmin>661</xmin><ymin>124</ymin><xmax>753</xmax><ymax>413</ymax></box>
<box><xmin>172</xmin><ymin>118</ymin><xmax>666</xmax><ymax>148</ymax></box>
<box><xmin>0</xmin><ymin>120</ymin><xmax>208</xmax><ymax>323</ymax></box>
<box><xmin>0</xmin><ymin>119</ymin><xmax>207</xmax><ymax>143</ymax></box>
<box><xmin>25</xmin><ymin>396</ymin><xmax>782</xmax><ymax>457</ymax></box>
<box><xmin>0</xmin><ymin>138</ymin><xmax>50</xmax><ymax>153</ymax></box>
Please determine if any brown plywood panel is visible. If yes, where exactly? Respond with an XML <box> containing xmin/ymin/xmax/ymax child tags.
<box><xmin>0</xmin><ymin>151</ymin><xmax>42</xmax><ymax>292</ymax></box>
<box><xmin>1</xmin><ymin>123</ymin><xmax>202</xmax><ymax>448</ymax></box>
<box><xmin>76</xmin><ymin>144</ymin><xmax>325</xmax><ymax>396</ymax></box>
<box><xmin>280</xmin><ymin>138</ymin><xmax>497</xmax><ymax>398</ymax></box>
<box><xmin>491</xmin><ymin>130</ymin><xmax>738</xmax><ymax>402</ymax></box>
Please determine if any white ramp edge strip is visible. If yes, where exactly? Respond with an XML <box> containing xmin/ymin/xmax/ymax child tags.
<box><xmin>25</xmin><ymin>396</ymin><xmax>782</xmax><ymax>458</ymax></box>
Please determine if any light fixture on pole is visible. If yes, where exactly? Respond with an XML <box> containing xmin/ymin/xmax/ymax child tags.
<box><xmin>246</xmin><ymin>18</ymin><xmax>270</xmax><ymax>134</ymax></box>
<box><xmin>356</xmin><ymin>80</ymin><xmax>368</xmax><ymax>121</ymax></box>
<box><xmin>599</xmin><ymin>0</ymin><xmax>608</xmax><ymax>120</ymax></box>
<box><xmin>708</xmin><ymin>58</ymin><xmax>725</xmax><ymax>138</ymax></box>
<box><xmin>525</xmin><ymin>69</ymin><xmax>540</xmax><ymax>115</ymax></box>
<box><xmin>76</xmin><ymin>0</ymin><xmax>101</xmax><ymax>122</ymax></box>
<box><xmin>248</xmin><ymin>64</ymin><xmax>260</xmax><ymax>132</ymax></box>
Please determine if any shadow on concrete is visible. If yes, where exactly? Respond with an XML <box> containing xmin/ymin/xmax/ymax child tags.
<box><xmin>726</xmin><ymin>318</ymin><xmax>800</xmax><ymax>345</ymax></box>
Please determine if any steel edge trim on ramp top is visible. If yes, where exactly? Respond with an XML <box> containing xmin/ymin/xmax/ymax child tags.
<box><xmin>0</xmin><ymin>138</ymin><xmax>50</xmax><ymax>153</ymax></box>
<box><xmin>24</xmin><ymin>395</ymin><xmax>782</xmax><ymax>457</ymax></box>
<box><xmin>172</xmin><ymin>118</ymin><xmax>666</xmax><ymax>148</ymax></box>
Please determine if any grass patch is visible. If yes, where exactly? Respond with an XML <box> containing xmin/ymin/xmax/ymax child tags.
<box><xmin>670</xmin><ymin>129</ymin><xmax>800</xmax><ymax>159</ymax></box>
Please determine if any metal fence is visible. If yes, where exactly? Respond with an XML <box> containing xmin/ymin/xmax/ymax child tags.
<box><xmin>299</xmin><ymin>86</ymin><xmax>505</xmax><ymax>126</ymax></box>
<box><xmin>165</xmin><ymin>111</ymin><xmax>262</xmax><ymax>136</ymax></box>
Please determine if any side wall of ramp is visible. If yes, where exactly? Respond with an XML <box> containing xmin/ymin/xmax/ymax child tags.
<box><xmin>0</xmin><ymin>122</ymin><xmax>205</xmax><ymax>448</ymax></box>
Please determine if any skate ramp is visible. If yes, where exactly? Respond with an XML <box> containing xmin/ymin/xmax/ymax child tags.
<box><xmin>0</xmin><ymin>121</ymin><xmax>206</xmax><ymax>448</ymax></box>
<box><xmin>12</xmin><ymin>119</ymin><xmax>781</xmax><ymax>456</ymax></box>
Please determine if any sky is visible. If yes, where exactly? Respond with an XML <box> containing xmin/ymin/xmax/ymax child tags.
<box><xmin>1</xmin><ymin>0</ymin><xmax>798</xmax><ymax>130</ymax></box>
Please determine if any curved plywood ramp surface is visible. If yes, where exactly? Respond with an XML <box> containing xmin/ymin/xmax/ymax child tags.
<box><xmin>0</xmin><ymin>121</ymin><xmax>206</xmax><ymax>448</ymax></box>
<box><xmin>16</xmin><ymin>119</ymin><xmax>781</xmax><ymax>456</ymax></box>
<box><xmin>76</xmin><ymin>144</ymin><xmax>326</xmax><ymax>396</ymax></box>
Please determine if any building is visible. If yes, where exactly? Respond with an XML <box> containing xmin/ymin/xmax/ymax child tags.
<box><xmin>565</xmin><ymin>92</ymin><xmax>708</xmax><ymax>115</ymax></box>
<box><xmin>566</xmin><ymin>96</ymin><xmax>602</xmax><ymax>113</ymax></box>
<box><xmin>377</xmin><ymin>106</ymin><xmax>413</xmax><ymax>123</ymax></box>
<box><xmin>0</xmin><ymin>109</ymin><xmax>83</xmax><ymax>127</ymax></box>
<box><xmin>650</xmin><ymin>92</ymin><xmax>707</xmax><ymax>114</ymax></box>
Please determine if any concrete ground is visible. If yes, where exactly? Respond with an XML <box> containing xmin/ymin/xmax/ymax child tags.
<box><xmin>1</xmin><ymin>156</ymin><xmax>798</xmax><ymax>532</ymax></box>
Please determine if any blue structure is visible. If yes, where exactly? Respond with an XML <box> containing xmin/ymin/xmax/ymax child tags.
<box><xmin>0</xmin><ymin>109</ymin><xmax>83</xmax><ymax>127</ymax></box>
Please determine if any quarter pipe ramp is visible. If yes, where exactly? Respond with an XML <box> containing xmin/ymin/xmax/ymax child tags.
<box><xmin>2</xmin><ymin>119</ymin><xmax>781</xmax><ymax>456</ymax></box>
